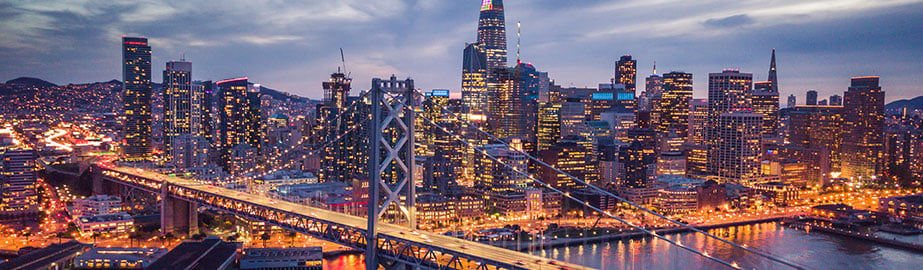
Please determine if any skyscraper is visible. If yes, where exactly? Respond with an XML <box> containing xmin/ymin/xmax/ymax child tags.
<box><xmin>841</xmin><ymin>76</ymin><xmax>885</xmax><ymax>180</ymax></box>
<box><xmin>477</xmin><ymin>0</ymin><xmax>507</xmax><ymax>71</ymax></box>
<box><xmin>657</xmin><ymin>71</ymin><xmax>693</xmax><ymax>138</ymax></box>
<box><xmin>217</xmin><ymin>77</ymin><xmax>261</xmax><ymax>170</ymax></box>
<box><xmin>121</xmin><ymin>36</ymin><xmax>153</xmax><ymax>160</ymax></box>
<box><xmin>462</xmin><ymin>43</ymin><xmax>489</xmax><ymax>119</ymax></box>
<box><xmin>645</xmin><ymin>62</ymin><xmax>663</xmax><ymax>97</ymax></box>
<box><xmin>787</xmin><ymin>94</ymin><xmax>797</xmax><ymax>108</ymax></box>
<box><xmin>806</xmin><ymin>90</ymin><xmax>818</xmax><ymax>105</ymax></box>
<box><xmin>163</xmin><ymin>60</ymin><xmax>194</xmax><ymax>158</ymax></box>
<box><xmin>768</xmin><ymin>48</ymin><xmax>779</xmax><ymax>92</ymax></box>
<box><xmin>614</xmin><ymin>55</ymin><xmax>637</xmax><ymax>94</ymax></box>
<box><xmin>487</xmin><ymin>64</ymin><xmax>537</xmax><ymax>140</ymax></box>
<box><xmin>707</xmin><ymin>69</ymin><xmax>754</xmax><ymax>181</ymax></box>
<box><xmin>752</xmin><ymin>82</ymin><xmax>780</xmax><ymax>137</ymax></box>
<box><xmin>714</xmin><ymin>112</ymin><xmax>764</xmax><ymax>184</ymax></box>
<box><xmin>196</xmin><ymin>81</ymin><xmax>215</xmax><ymax>144</ymax></box>
<box><xmin>0</xmin><ymin>145</ymin><xmax>38</xmax><ymax>219</ymax></box>
<box><xmin>829</xmin><ymin>94</ymin><xmax>843</xmax><ymax>106</ymax></box>
<box><xmin>322</xmin><ymin>72</ymin><xmax>350</xmax><ymax>109</ymax></box>
<box><xmin>536</xmin><ymin>102</ymin><xmax>561</xmax><ymax>152</ymax></box>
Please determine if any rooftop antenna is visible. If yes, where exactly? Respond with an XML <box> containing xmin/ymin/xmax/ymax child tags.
<box><xmin>652</xmin><ymin>60</ymin><xmax>656</xmax><ymax>75</ymax></box>
<box><xmin>516</xmin><ymin>21</ymin><xmax>521</xmax><ymax>65</ymax></box>
<box><xmin>340</xmin><ymin>48</ymin><xmax>350</xmax><ymax>79</ymax></box>
<box><xmin>180</xmin><ymin>52</ymin><xmax>186</xmax><ymax>62</ymax></box>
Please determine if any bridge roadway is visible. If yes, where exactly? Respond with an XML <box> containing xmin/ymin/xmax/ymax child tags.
<box><xmin>97</xmin><ymin>165</ymin><xmax>591</xmax><ymax>270</ymax></box>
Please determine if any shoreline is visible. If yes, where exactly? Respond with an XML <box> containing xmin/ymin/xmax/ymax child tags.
<box><xmin>491</xmin><ymin>217</ymin><xmax>785</xmax><ymax>251</ymax></box>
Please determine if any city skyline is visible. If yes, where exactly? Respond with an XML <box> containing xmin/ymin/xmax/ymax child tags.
<box><xmin>1</xmin><ymin>0</ymin><xmax>922</xmax><ymax>102</ymax></box>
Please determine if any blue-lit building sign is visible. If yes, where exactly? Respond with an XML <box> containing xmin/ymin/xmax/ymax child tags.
<box><xmin>592</xmin><ymin>93</ymin><xmax>613</xmax><ymax>100</ymax></box>
<box><xmin>617</xmin><ymin>92</ymin><xmax>634</xmax><ymax>100</ymax></box>
<box><xmin>430</xmin><ymin>89</ymin><xmax>450</xmax><ymax>97</ymax></box>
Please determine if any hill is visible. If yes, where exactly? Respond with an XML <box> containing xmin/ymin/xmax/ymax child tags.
<box><xmin>886</xmin><ymin>96</ymin><xmax>923</xmax><ymax>114</ymax></box>
<box><xmin>5</xmin><ymin>77</ymin><xmax>58</xmax><ymax>88</ymax></box>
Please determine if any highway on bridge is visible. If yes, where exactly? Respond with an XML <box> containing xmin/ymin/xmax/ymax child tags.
<box><xmin>99</xmin><ymin>165</ymin><xmax>591</xmax><ymax>270</ymax></box>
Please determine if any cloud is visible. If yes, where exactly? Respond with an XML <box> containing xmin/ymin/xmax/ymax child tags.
<box><xmin>0</xmin><ymin>0</ymin><xmax>922</xmax><ymax>102</ymax></box>
<box><xmin>702</xmin><ymin>14</ymin><xmax>754</xmax><ymax>28</ymax></box>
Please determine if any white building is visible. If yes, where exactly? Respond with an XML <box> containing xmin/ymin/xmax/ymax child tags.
<box><xmin>70</xmin><ymin>195</ymin><xmax>123</xmax><ymax>217</ymax></box>
<box><xmin>74</xmin><ymin>213</ymin><xmax>134</xmax><ymax>235</ymax></box>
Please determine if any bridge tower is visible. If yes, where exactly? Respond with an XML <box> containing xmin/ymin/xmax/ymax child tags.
<box><xmin>366</xmin><ymin>76</ymin><xmax>417</xmax><ymax>269</ymax></box>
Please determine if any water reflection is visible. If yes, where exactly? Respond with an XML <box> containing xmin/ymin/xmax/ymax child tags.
<box><xmin>324</xmin><ymin>222</ymin><xmax>921</xmax><ymax>269</ymax></box>
<box><xmin>530</xmin><ymin>222</ymin><xmax>921</xmax><ymax>269</ymax></box>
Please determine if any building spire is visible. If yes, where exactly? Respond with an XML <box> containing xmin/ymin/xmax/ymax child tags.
<box><xmin>768</xmin><ymin>48</ymin><xmax>778</xmax><ymax>92</ymax></box>
<box><xmin>516</xmin><ymin>21</ymin><xmax>521</xmax><ymax>64</ymax></box>
<box><xmin>653</xmin><ymin>60</ymin><xmax>657</xmax><ymax>75</ymax></box>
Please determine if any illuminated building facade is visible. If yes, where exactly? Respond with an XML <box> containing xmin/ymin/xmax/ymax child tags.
<box><xmin>216</xmin><ymin>77</ymin><xmax>261</xmax><ymax>170</ymax></box>
<box><xmin>322</xmin><ymin>72</ymin><xmax>350</xmax><ymax>109</ymax></box>
<box><xmin>539</xmin><ymin>139</ymin><xmax>592</xmax><ymax>190</ymax></box>
<box><xmin>163</xmin><ymin>60</ymin><xmax>195</xmax><ymax>158</ymax></box>
<box><xmin>0</xmin><ymin>146</ymin><xmax>38</xmax><ymax>219</ymax></box>
<box><xmin>657</xmin><ymin>71</ymin><xmax>693</xmax><ymax>138</ymax></box>
<box><xmin>121</xmin><ymin>36</ymin><xmax>153</xmax><ymax>160</ymax></box>
<box><xmin>713</xmin><ymin>112</ymin><xmax>763</xmax><ymax>184</ymax></box>
<box><xmin>487</xmin><ymin>64</ymin><xmax>540</xmax><ymax>142</ymax></box>
<box><xmin>614</xmin><ymin>55</ymin><xmax>637</xmax><ymax>94</ymax></box>
<box><xmin>788</xmin><ymin>105</ymin><xmax>844</xmax><ymax>171</ymax></box>
<box><xmin>618</xmin><ymin>140</ymin><xmax>657</xmax><ymax>189</ymax></box>
<box><xmin>536</xmin><ymin>102</ymin><xmax>561</xmax><ymax>152</ymax></box>
<box><xmin>752</xmin><ymin>81</ymin><xmax>780</xmax><ymax>137</ymax></box>
<box><xmin>473</xmin><ymin>143</ymin><xmax>529</xmax><ymax>214</ymax></box>
<box><xmin>841</xmin><ymin>76</ymin><xmax>885</xmax><ymax>179</ymax></box>
<box><xmin>462</xmin><ymin>43</ymin><xmax>489</xmax><ymax>120</ymax></box>
<box><xmin>477</xmin><ymin>0</ymin><xmax>507</xmax><ymax>71</ymax></box>
<box><xmin>707</xmin><ymin>70</ymin><xmax>753</xmax><ymax>179</ymax></box>
<box><xmin>560</xmin><ymin>97</ymin><xmax>585</xmax><ymax>137</ymax></box>
<box><xmin>195</xmin><ymin>81</ymin><xmax>215</xmax><ymax>144</ymax></box>
<box><xmin>830</xmin><ymin>94</ymin><xmax>843</xmax><ymax>106</ymax></box>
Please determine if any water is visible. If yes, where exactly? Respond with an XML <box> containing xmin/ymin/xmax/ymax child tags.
<box><xmin>530</xmin><ymin>222</ymin><xmax>921</xmax><ymax>270</ymax></box>
<box><xmin>325</xmin><ymin>222</ymin><xmax>922</xmax><ymax>269</ymax></box>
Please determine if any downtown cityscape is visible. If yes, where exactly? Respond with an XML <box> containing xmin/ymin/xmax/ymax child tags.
<box><xmin>0</xmin><ymin>0</ymin><xmax>922</xmax><ymax>269</ymax></box>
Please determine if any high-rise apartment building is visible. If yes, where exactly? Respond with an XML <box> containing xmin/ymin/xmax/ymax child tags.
<box><xmin>474</xmin><ymin>143</ymin><xmax>529</xmax><ymax>213</ymax></box>
<box><xmin>787</xmin><ymin>94</ymin><xmax>796</xmax><ymax>109</ymax></box>
<box><xmin>121</xmin><ymin>36</ymin><xmax>153</xmax><ymax>160</ymax></box>
<box><xmin>707</xmin><ymin>70</ymin><xmax>754</xmax><ymax>181</ymax></box>
<box><xmin>536</xmin><ymin>102</ymin><xmax>561</xmax><ymax>152</ymax></box>
<box><xmin>787</xmin><ymin>105</ymin><xmax>844</xmax><ymax>172</ymax></box>
<box><xmin>0</xmin><ymin>146</ymin><xmax>38</xmax><ymax>219</ymax></box>
<box><xmin>841</xmin><ymin>76</ymin><xmax>885</xmax><ymax>179</ymax></box>
<box><xmin>713</xmin><ymin>112</ymin><xmax>763</xmax><ymax>184</ymax></box>
<box><xmin>217</xmin><ymin>77</ymin><xmax>261</xmax><ymax>170</ymax></box>
<box><xmin>657</xmin><ymin>71</ymin><xmax>693</xmax><ymax>138</ymax></box>
<box><xmin>163</xmin><ymin>60</ymin><xmax>195</xmax><ymax>158</ymax></box>
<box><xmin>806</xmin><ymin>90</ymin><xmax>818</xmax><ymax>106</ymax></box>
<box><xmin>322</xmin><ymin>72</ymin><xmax>350</xmax><ymax>109</ymax></box>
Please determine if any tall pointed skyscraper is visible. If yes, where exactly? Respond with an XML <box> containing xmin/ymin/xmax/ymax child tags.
<box><xmin>477</xmin><ymin>0</ymin><xmax>508</xmax><ymax>71</ymax></box>
<box><xmin>768</xmin><ymin>48</ymin><xmax>779</xmax><ymax>92</ymax></box>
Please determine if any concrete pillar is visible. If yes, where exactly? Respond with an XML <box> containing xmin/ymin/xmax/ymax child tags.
<box><xmin>161</xmin><ymin>185</ymin><xmax>198</xmax><ymax>236</ymax></box>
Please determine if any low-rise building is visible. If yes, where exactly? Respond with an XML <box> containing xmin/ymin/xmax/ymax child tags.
<box><xmin>73</xmin><ymin>247</ymin><xmax>167</xmax><ymax>269</ymax></box>
<box><xmin>240</xmin><ymin>247</ymin><xmax>322</xmax><ymax>270</ymax></box>
<box><xmin>655</xmin><ymin>187</ymin><xmax>698</xmax><ymax>214</ymax></box>
<box><xmin>752</xmin><ymin>182</ymin><xmax>799</xmax><ymax>206</ymax></box>
<box><xmin>74</xmin><ymin>213</ymin><xmax>134</xmax><ymax>235</ymax></box>
<box><xmin>70</xmin><ymin>195</ymin><xmax>123</xmax><ymax>217</ymax></box>
<box><xmin>146</xmin><ymin>237</ymin><xmax>239</xmax><ymax>270</ymax></box>
<box><xmin>880</xmin><ymin>194</ymin><xmax>923</xmax><ymax>220</ymax></box>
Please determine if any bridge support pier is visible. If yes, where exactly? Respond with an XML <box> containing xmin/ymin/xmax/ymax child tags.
<box><xmin>161</xmin><ymin>187</ymin><xmax>199</xmax><ymax>236</ymax></box>
<box><xmin>91</xmin><ymin>167</ymin><xmax>121</xmax><ymax>195</ymax></box>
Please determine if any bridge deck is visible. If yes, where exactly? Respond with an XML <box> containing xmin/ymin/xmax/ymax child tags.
<box><xmin>103</xmin><ymin>166</ymin><xmax>592</xmax><ymax>270</ymax></box>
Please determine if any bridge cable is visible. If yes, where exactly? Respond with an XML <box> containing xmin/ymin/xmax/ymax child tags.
<box><xmin>401</xmin><ymin>91</ymin><xmax>806</xmax><ymax>269</ymax></box>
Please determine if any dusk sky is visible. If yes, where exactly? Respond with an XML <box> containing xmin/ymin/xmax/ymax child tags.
<box><xmin>1</xmin><ymin>0</ymin><xmax>921</xmax><ymax>102</ymax></box>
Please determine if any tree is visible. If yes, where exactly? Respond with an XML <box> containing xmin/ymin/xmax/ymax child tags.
<box><xmin>260</xmin><ymin>233</ymin><xmax>271</xmax><ymax>248</ymax></box>
<box><xmin>129</xmin><ymin>233</ymin><xmax>142</xmax><ymax>247</ymax></box>
<box><xmin>55</xmin><ymin>232</ymin><xmax>68</xmax><ymax>244</ymax></box>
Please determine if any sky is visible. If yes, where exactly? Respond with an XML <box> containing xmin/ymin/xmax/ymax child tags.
<box><xmin>1</xmin><ymin>0</ymin><xmax>922</xmax><ymax>102</ymax></box>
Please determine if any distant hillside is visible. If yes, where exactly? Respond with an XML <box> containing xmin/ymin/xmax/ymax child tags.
<box><xmin>5</xmin><ymin>77</ymin><xmax>58</xmax><ymax>88</ymax></box>
<box><xmin>886</xmin><ymin>96</ymin><xmax>923</xmax><ymax>114</ymax></box>
<box><xmin>257</xmin><ymin>84</ymin><xmax>310</xmax><ymax>103</ymax></box>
